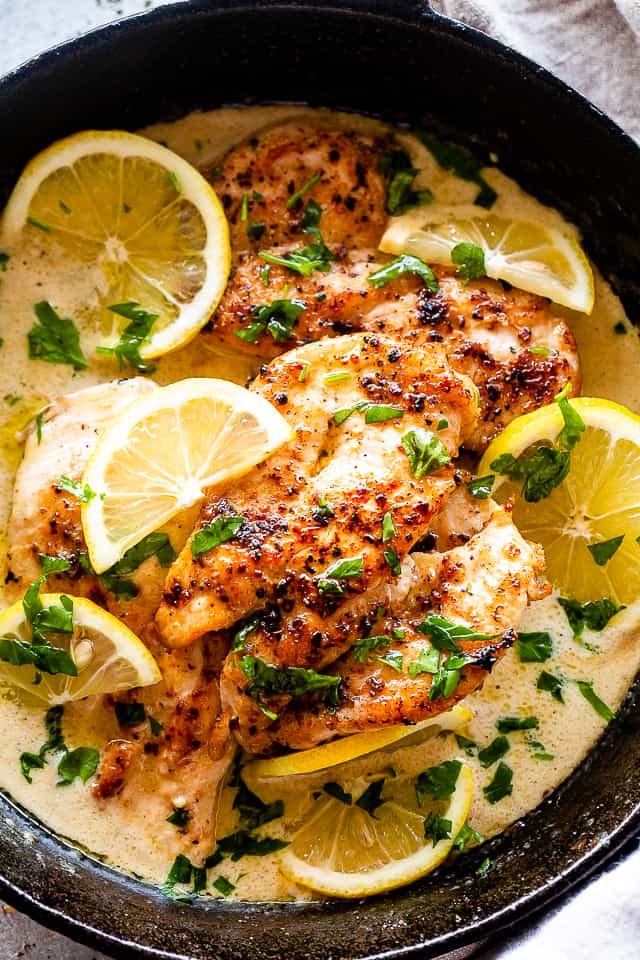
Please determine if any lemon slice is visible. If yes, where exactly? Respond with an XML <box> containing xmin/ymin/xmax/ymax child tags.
<box><xmin>279</xmin><ymin>763</ymin><xmax>473</xmax><ymax>898</ymax></box>
<box><xmin>1</xmin><ymin>130</ymin><xmax>230</xmax><ymax>357</ymax></box>
<box><xmin>479</xmin><ymin>397</ymin><xmax>640</xmax><ymax>604</ymax></box>
<box><xmin>247</xmin><ymin>705</ymin><xmax>473</xmax><ymax>780</ymax></box>
<box><xmin>82</xmin><ymin>377</ymin><xmax>294</xmax><ymax>572</ymax></box>
<box><xmin>0</xmin><ymin>594</ymin><xmax>160</xmax><ymax>707</ymax></box>
<box><xmin>380</xmin><ymin>206</ymin><xmax>594</xmax><ymax>313</ymax></box>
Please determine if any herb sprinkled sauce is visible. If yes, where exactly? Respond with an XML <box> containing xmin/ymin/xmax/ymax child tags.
<box><xmin>0</xmin><ymin>105</ymin><xmax>639</xmax><ymax>902</ymax></box>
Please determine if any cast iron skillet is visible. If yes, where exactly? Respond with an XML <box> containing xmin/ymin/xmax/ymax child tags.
<box><xmin>1</xmin><ymin>2</ymin><xmax>640</xmax><ymax>958</ymax></box>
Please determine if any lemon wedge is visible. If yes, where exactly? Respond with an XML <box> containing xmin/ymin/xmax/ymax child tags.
<box><xmin>279</xmin><ymin>762</ymin><xmax>473</xmax><ymax>898</ymax></box>
<box><xmin>246</xmin><ymin>705</ymin><xmax>473</xmax><ymax>780</ymax></box>
<box><xmin>480</xmin><ymin>397</ymin><xmax>640</xmax><ymax>604</ymax></box>
<box><xmin>1</xmin><ymin>130</ymin><xmax>230</xmax><ymax>358</ymax></box>
<box><xmin>380</xmin><ymin>206</ymin><xmax>594</xmax><ymax>313</ymax></box>
<box><xmin>82</xmin><ymin>377</ymin><xmax>293</xmax><ymax>572</ymax></box>
<box><xmin>0</xmin><ymin>594</ymin><xmax>160</xmax><ymax>707</ymax></box>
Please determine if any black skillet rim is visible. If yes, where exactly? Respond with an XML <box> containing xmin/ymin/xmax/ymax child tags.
<box><xmin>1</xmin><ymin>2</ymin><xmax>640</xmax><ymax>958</ymax></box>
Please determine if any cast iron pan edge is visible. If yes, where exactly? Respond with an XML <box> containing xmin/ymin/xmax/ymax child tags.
<box><xmin>1</xmin><ymin>3</ymin><xmax>640</xmax><ymax>958</ymax></box>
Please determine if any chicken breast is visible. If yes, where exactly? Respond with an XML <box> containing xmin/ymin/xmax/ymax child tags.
<box><xmin>156</xmin><ymin>333</ymin><xmax>480</xmax><ymax>648</ymax></box>
<box><xmin>211</xmin><ymin>122</ymin><xmax>392</xmax><ymax>252</ymax></box>
<box><xmin>203</xmin><ymin>253</ymin><xmax>580</xmax><ymax>452</ymax></box>
<box><xmin>7</xmin><ymin>379</ymin><xmax>235</xmax><ymax>854</ymax></box>
<box><xmin>222</xmin><ymin>493</ymin><xmax>549</xmax><ymax>754</ymax></box>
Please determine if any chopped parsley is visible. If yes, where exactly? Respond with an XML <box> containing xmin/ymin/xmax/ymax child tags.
<box><xmin>96</xmin><ymin>302</ymin><xmax>157</xmax><ymax>375</ymax></box>
<box><xmin>558</xmin><ymin>596</ymin><xmax>623</xmax><ymax>637</ymax></box>
<box><xmin>415</xmin><ymin>759</ymin><xmax>462</xmax><ymax>804</ymax></box>
<box><xmin>515</xmin><ymin>630</ymin><xmax>553</xmax><ymax>663</ymax></box>
<box><xmin>232</xmin><ymin>614</ymin><xmax>260</xmax><ymax>652</ymax></box>
<box><xmin>164</xmin><ymin>854</ymin><xmax>197</xmax><ymax>900</ymax></box>
<box><xmin>467</xmin><ymin>474</ymin><xmax>495</xmax><ymax>500</ymax></box>
<box><xmin>537</xmin><ymin>670</ymin><xmax>565</xmax><ymax>702</ymax></box>
<box><xmin>115</xmin><ymin>701</ymin><xmax>146</xmax><ymax>727</ymax></box>
<box><xmin>168</xmin><ymin>171</ymin><xmax>182</xmax><ymax>194</ymax></box>
<box><xmin>587</xmin><ymin>535</ymin><xmax>624</xmax><ymax>567</ymax></box>
<box><xmin>95</xmin><ymin>532</ymin><xmax>176</xmax><ymax>600</ymax></box>
<box><xmin>57</xmin><ymin>475</ymin><xmax>100</xmax><ymax>503</ymax></box>
<box><xmin>496</xmin><ymin>715</ymin><xmax>539</xmax><ymax>733</ymax></box>
<box><xmin>322</xmin><ymin>782</ymin><xmax>352</xmax><ymax>805</ymax></box>
<box><xmin>287</xmin><ymin>172</ymin><xmax>321</xmax><ymax>208</ymax></box>
<box><xmin>332</xmin><ymin>400</ymin><xmax>403</xmax><ymax>427</ymax></box>
<box><xmin>401</xmin><ymin>428</ymin><xmax>451</xmax><ymax>478</ymax></box>
<box><xmin>317</xmin><ymin>555</ymin><xmax>364</xmax><ymax>596</ymax></box>
<box><xmin>0</xmin><ymin>251</ymin><xmax>9</xmax><ymax>271</ymax></box>
<box><xmin>477</xmin><ymin>735</ymin><xmax>510</xmax><ymax>768</ymax></box>
<box><xmin>324</xmin><ymin>371</ymin><xmax>352</xmax><ymax>385</ymax></box>
<box><xmin>576</xmin><ymin>680</ymin><xmax>615</xmax><ymax>721</ymax></box>
<box><xmin>355</xmin><ymin>779</ymin><xmax>386</xmax><ymax>816</ymax></box>
<box><xmin>353</xmin><ymin>634</ymin><xmax>392</xmax><ymax>663</ymax></box>
<box><xmin>455</xmin><ymin>733</ymin><xmax>477</xmax><ymax>755</ymax></box>
<box><xmin>417</xmin><ymin>614</ymin><xmax>492</xmax><ymax>650</ymax></box>
<box><xmin>490</xmin><ymin>383</ymin><xmax>585</xmax><ymax>502</ymax></box>
<box><xmin>27</xmin><ymin>301</ymin><xmax>88</xmax><ymax>370</ymax></box>
<box><xmin>246</xmin><ymin>221</ymin><xmax>265</xmax><ymax>240</ymax></box>
<box><xmin>379</xmin><ymin>148</ymin><xmax>432</xmax><ymax>215</ymax></box>
<box><xmin>26</xmin><ymin>216</ymin><xmax>51</xmax><ymax>232</ymax></box>
<box><xmin>259</xmin><ymin>229</ymin><xmax>334</xmax><ymax>277</ymax></box>
<box><xmin>260</xmin><ymin>264</ymin><xmax>271</xmax><ymax>286</ymax></box>
<box><xmin>311</xmin><ymin>494</ymin><xmax>334</xmax><ymax>524</ymax></box>
<box><xmin>298</xmin><ymin>363</ymin><xmax>311</xmax><ymax>383</ymax></box>
<box><xmin>302</xmin><ymin>199</ymin><xmax>322</xmax><ymax>229</ymax></box>
<box><xmin>212</xmin><ymin>875</ymin><xmax>236</xmax><ymax>896</ymax></box>
<box><xmin>57</xmin><ymin>747</ymin><xmax>99</xmax><ymax>786</ymax></box>
<box><xmin>191</xmin><ymin>515</ymin><xmax>244</xmax><ymax>559</ymax></box>
<box><xmin>383</xmin><ymin>543</ymin><xmax>401</xmax><ymax>576</ymax></box>
<box><xmin>453</xmin><ymin>823</ymin><xmax>485</xmax><ymax>851</ymax></box>
<box><xmin>475</xmin><ymin>856</ymin><xmax>492</xmax><ymax>877</ymax></box>
<box><xmin>367</xmin><ymin>254</ymin><xmax>438</xmax><ymax>292</ymax></box>
<box><xmin>233</xmin><ymin>778</ymin><xmax>283</xmax><ymax>829</ymax></box>
<box><xmin>531</xmin><ymin>346</ymin><xmax>551</xmax><ymax>357</ymax></box>
<box><xmin>20</xmin><ymin>706</ymin><xmax>65</xmax><ymax>783</ymax></box>
<box><xmin>239</xmin><ymin>655</ymin><xmax>341</xmax><ymax>720</ymax></box>
<box><xmin>423</xmin><ymin>812</ymin><xmax>452</xmax><ymax>846</ymax></box>
<box><xmin>408</xmin><ymin>645</ymin><xmax>440</xmax><ymax>678</ymax></box>
<box><xmin>215</xmin><ymin>830</ymin><xmax>289</xmax><ymax>861</ymax></box>
<box><xmin>35</xmin><ymin>411</ymin><xmax>44</xmax><ymax>444</ymax></box>
<box><xmin>373</xmin><ymin>649</ymin><xmax>403</xmax><ymax>672</ymax></box>
<box><xmin>415</xmin><ymin>131</ymin><xmax>497</xmax><ymax>208</ymax></box>
<box><xmin>382</xmin><ymin>512</ymin><xmax>397</xmax><ymax>541</ymax></box>
<box><xmin>483</xmin><ymin>761</ymin><xmax>513</xmax><ymax>804</ymax></box>
<box><xmin>234</xmin><ymin>298</ymin><xmax>306</xmax><ymax>344</ymax></box>
<box><xmin>451</xmin><ymin>242</ymin><xmax>485</xmax><ymax>284</ymax></box>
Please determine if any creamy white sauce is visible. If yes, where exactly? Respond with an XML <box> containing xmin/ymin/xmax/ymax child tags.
<box><xmin>0</xmin><ymin>106</ymin><xmax>639</xmax><ymax>902</ymax></box>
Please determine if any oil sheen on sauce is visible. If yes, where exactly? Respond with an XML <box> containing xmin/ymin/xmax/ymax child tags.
<box><xmin>0</xmin><ymin>106</ymin><xmax>639</xmax><ymax>902</ymax></box>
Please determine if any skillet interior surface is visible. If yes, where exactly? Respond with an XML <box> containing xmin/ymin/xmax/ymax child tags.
<box><xmin>1</xmin><ymin>2</ymin><xmax>640</xmax><ymax>958</ymax></box>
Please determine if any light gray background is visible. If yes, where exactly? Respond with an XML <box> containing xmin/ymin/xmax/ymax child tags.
<box><xmin>1</xmin><ymin>1</ymin><xmax>638</xmax><ymax>958</ymax></box>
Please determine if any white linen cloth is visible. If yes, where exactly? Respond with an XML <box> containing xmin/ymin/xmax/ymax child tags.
<box><xmin>429</xmin><ymin>8</ymin><xmax>640</xmax><ymax>958</ymax></box>
<box><xmin>0</xmin><ymin>2</ymin><xmax>639</xmax><ymax>959</ymax></box>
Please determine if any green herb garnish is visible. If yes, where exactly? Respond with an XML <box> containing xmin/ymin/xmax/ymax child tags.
<box><xmin>537</xmin><ymin>670</ymin><xmax>565</xmax><ymax>702</ymax></box>
<box><xmin>515</xmin><ymin>630</ymin><xmax>553</xmax><ymax>663</ymax></box>
<box><xmin>287</xmin><ymin>172</ymin><xmax>321</xmax><ymax>208</ymax></box>
<box><xmin>368</xmin><ymin>254</ymin><xmax>438</xmax><ymax>291</ymax></box>
<box><xmin>213</xmin><ymin>875</ymin><xmax>236</xmax><ymax>896</ymax></box>
<box><xmin>379</xmin><ymin>148</ymin><xmax>432</xmax><ymax>215</ymax></box>
<box><xmin>477</xmin><ymin>735</ymin><xmax>510</xmax><ymax>768</ymax></box>
<box><xmin>408</xmin><ymin>645</ymin><xmax>440</xmax><ymax>677</ymax></box>
<box><xmin>317</xmin><ymin>555</ymin><xmax>364</xmax><ymax>596</ymax></box>
<box><xmin>355</xmin><ymin>779</ymin><xmax>386</xmax><ymax>816</ymax></box>
<box><xmin>96</xmin><ymin>301</ymin><xmax>157</xmax><ymax>374</ymax></box>
<box><xmin>451</xmin><ymin>242</ymin><xmax>485</xmax><ymax>284</ymax></box>
<box><xmin>57</xmin><ymin>747</ymin><xmax>99</xmax><ymax>786</ymax></box>
<box><xmin>191</xmin><ymin>515</ymin><xmax>244</xmax><ymax>559</ymax></box>
<box><xmin>558</xmin><ymin>596</ymin><xmax>623</xmax><ymax>637</ymax></box>
<box><xmin>27</xmin><ymin>301</ymin><xmax>88</xmax><ymax>370</ymax></box>
<box><xmin>423</xmin><ymin>812</ymin><xmax>452</xmax><ymax>846</ymax></box>
<box><xmin>416</xmin><ymin>760</ymin><xmax>462</xmax><ymax>804</ymax></box>
<box><xmin>576</xmin><ymin>680</ymin><xmax>615</xmax><ymax>721</ymax></box>
<box><xmin>467</xmin><ymin>474</ymin><xmax>495</xmax><ymax>500</ymax></box>
<box><xmin>239</xmin><ymin>656</ymin><xmax>340</xmax><ymax>720</ymax></box>
<box><xmin>353</xmin><ymin>634</ymin><xmax>392</xmax><ymax>663</ymax></box>
<box><xmin>415</xmin><ymin>131</ymin><xmax>497</xmax><ymax>208</ymax></box>
<box><xmin>115</xmin><ymin>701</ymin><xmax>146</xmax><ymax>727</ymax></box>
<box><xmin>587</xmin><ymin>535</ymin><xmax>624</xmax><ymax>567</ymax></box>
<box><xmin>496</xmin><ymin>715</ymin><xmax>539</xmax><ymax>733</ymax></box>
<box><xmin>233</xmin><ymin>778</ymin><xmax>283</xmax><ymax>829</ymax></box>
<box><xmin>322</xmin><ymin>782</ymin><xmax>352</xmax><ymax>805</ymax></box>
<box><xmin>483</xmin><ymin>761</ymin><xmax>513</xmax><ymax>804</ymax></box>
<box><xmin>259</xmin><ymin>229</ymin><xmax>334</xmax><ymax>277</ymax></box>
<box><xmin>401</xmin><ymin>428</ymin><xmax>450</xmax><ymax>478</ymax></box>
<box><xmin>234</xmin><ymin>298</ymin><xmax>306</xmax><ymax>344</ymax></box>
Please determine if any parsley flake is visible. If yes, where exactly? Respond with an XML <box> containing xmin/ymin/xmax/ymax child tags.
<box><xmin>587</xmin><ymin>535</ymin><xmax>624</xmax><ymax>567</ymax></box>
<box><xmin>96</xmin><ymin>302</ymin><xmax>157</xmax><ymax>374</ymax></box>
<box><xmin>28</xmin><ymin>301</ymin><xmax>88</xmax><ymax>370</ymax></box>
<box><xmin>515</xmin><ymin>630</ymin><xmax>553</xmax><ymax>663</ymax></box>
<box><xmin>483</xmin><ymin>761</ymin><xmax>513</xmax><ymax>804</ymax></box>
<box><xmin>416</xmin><ymin>759</ymin><xmax>462</xmax><ymax>803</ymax></box>
<box><xmin>235</xmin><ymin>298</ymin><xmax>306</xmax><ymax>344</ymax></box>
<box><xmin>191</xmin><ymin>515</ymin><xmax>244</xmax><ymax>559</ymax></box>
<box><xmin>401</xmin><ymin>428</ymin><xmax>451</xmax><ymax>478</ymax></box>
<box><xmin>558</xmin><ymin>596</ymin><xmax>623</xmax><ymax>637</ymax></box>
<box><xmin>576</xmin><ymin>680</ymin><xmax>615</xmax><ymax>721</ymax></box>
<box><xmin>368</xmin><ymin>254</ymin><xmax>438</xmax><ymax>291</ymax></box>
<box><xmin>451</xmin><ymin>242</ymin><xmax>485</xmax><ymax>284</ymax></box>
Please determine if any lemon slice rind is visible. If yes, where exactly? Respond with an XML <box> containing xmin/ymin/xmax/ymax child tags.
<box><xmin>279</xmin><ymin>764</ymin><xmax>473</xmax><ymax>898</ymax></box>
<box><xmin>380</xmin><ymin>206</ymin><xmax>594</xmax><ymax>314</ymax></box>
<box><xmin>0</xmin><ymin>594</ymin><xmax>160</xmax><ymax>707</ymax></box>
<box><xmin>247</xmin><ymin>705</ymin><xmax>473</xmax><ymax>780</ymax></box>
<box><xmin>82</xmin><ymin>377</ymin><xmax>294</xmax><ymax>573</ymax></box>
<box><xmin>1</xmin><ymin>129</ymin><xmax>231</xmax><ymax>358</ymax></box>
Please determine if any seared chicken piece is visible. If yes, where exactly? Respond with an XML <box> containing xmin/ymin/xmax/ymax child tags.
<box><xmin>7</xmin><ymin>380</ymin><xmax>234</xmax><ymax>855</ymax></box>
<box><xmin>223</xmin><ymin>493</ymin><xmax>549</xmax><ymax>754</ymax></box>
<box><xmin>93</xmin><ymin>633</ymin><xmax>234</xmax><ymax>865</ymax></box>
<box><xmin>204</xmin><ymin>254</ymin><xmax>580</xmax><ymax>452</ymax></box>
<box><xmin>156</xmin><ymin>333</ymin><xmax>480</xmax><ymax>648</ymax></box>
<box><xmin>211</xmin><ymin>122</ymin><xmax>392</xmax><ymax>252</ymax></box>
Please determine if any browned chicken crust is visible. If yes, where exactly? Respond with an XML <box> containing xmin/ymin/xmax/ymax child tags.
<box><xmin>211</xmin><ymin>122</ymin><xmax>392</xmax><ymax>252</ymax></box>
<box><xmin>156</xmin><ymin>332</ymin><xmax>479</xmax><ymax>649</ymax></box>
